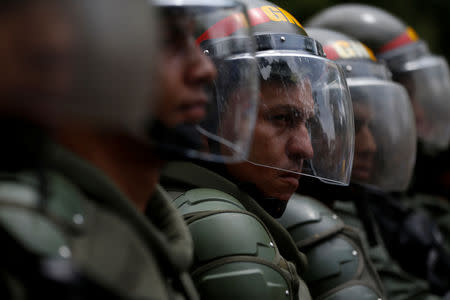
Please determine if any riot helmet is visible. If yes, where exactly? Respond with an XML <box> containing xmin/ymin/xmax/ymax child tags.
<box><xmin>307</xmin><ymin>4</ymin><xmax>450</xmax><ymax>150</ymax></box>
<box><xmin>228</xmin><ymin>0</ymin><xmax>355</xmax><ymax>187</ymax></box>
<box><xmin>151</xmin><ymin>0</ymin><xmax>259</xmax><ymax>163</ymax></box>
<box><xmin>0</xmin><ymin>0</ymin><xmax>156</xmax><ymax>138</ymax></box>
<box><xmin>307</xmin><ymin>27</ymin><xmax>416</xmax><ymax>192</ymax></box>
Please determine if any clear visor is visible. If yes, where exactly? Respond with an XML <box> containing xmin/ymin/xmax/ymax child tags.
<box><xmin>395</xmin><ymin>55</ymin><xmax>450</xmax><ymax>149</ymax></box>
<box><xmin>155</xmin><ymin>2</ymin><xmax>258</xmax><ymax>162</ymax></box>
<box><xmin>347</xmin><ymin>78</ymin><xmax>417</xmax><ymax>191</ymax></box>
<box><xmin>244</xmin><ymin>51</ymin><xmax>354</xmax><ymax>185</ymax></box>
<box><xmin>0</xmin><ymin>0</ymin><xmax>155</xmax><ymax>134</ymax></box>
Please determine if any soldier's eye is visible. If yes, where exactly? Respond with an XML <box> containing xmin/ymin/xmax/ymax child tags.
<box><xmin>268</xmin><ymin>112</ymin><xmax>302</xmax><ymax>129</ymax></box>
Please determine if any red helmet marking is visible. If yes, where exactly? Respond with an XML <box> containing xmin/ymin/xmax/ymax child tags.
<box><xmin>323</xmin><ymin>45</ymin><xmax>339</xmax><ymax>60</ymax></box>
<box><xmin>196</xmin><ymin>6</ymin><xmax>303</xmax><ymax>45</ymax></box>
<box><xmin>324</xmin><ymin>40</ymin><xmax>376</xmax><ymax>61</ymax></box>
<box><xmin>196</xmin><ymin>7</ymin><xmax>274</xmax><ymax>44</ymax></box>
<box><xmin>196</xmin><ymin>12</ymin><xmax>250</xmax><ymax>44</ymax></box>
<box><xmin>378</xmin><ymin>27</ymin><xmax>419</xmax><ymax>53</ymax></box>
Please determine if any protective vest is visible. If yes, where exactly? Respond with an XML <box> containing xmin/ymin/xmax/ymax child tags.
<box><xmin>407</xmin><ymin>193</ymin><xmax>450</xmax><ymax>254</ymax></box>
<box><xmin>0</xmin><ymin>141</ymin><xmax>198</xmax><ymax>300</ymax></box>
<box><xmin>160</xmin><ymin>161</ymin><xmax>312</xmax><ymax>300</ymax></box>
<box><xmin>278</xmin><ymin>194</ymin><xmax>384</xmax><ymax>300</ymax></box>
<box><xmin>334</xmin><ymin>199</ymin><xmax>442</xmax><ymax>300</ymax></box>
<box><xmin>366</xmin><ymin>191</ymin><xmax>450</xmax><ymax>296</ymax></box>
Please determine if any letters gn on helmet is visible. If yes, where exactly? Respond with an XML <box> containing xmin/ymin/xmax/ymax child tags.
<box><xmin>235</xmin><ymin>3</ymin><xmax>355</xmax><ymax>185</ymax></box>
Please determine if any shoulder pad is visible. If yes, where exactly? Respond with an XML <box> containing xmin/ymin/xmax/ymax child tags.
<box><xmin>45</xmin><ymin>172</ymin><xmax>85</xmax><ymax>223</ymax></box>
<box><xmin>174</xmin><ymin>189</ymin><xmax>296</xmax><ymax>299</ymax></box>
<box><xmin>0</xmin><ymin>207</ymin><xmax>68</xmax><ymax>257</ymax></box>
<box><xmin>173</xmin><ymin>188</ymin><xmax>245</xmax><ymax>215</ymax></box>
<box><xmin>188</xmin><ymin>211</ymin><xmax>294</xmax><ymax>300</ymax></box>
<box><xmin>189</xmin><ymin>211</ymin><xmax>276</xmax><ymax>263</ymax></box>
<box><xmin>195</xmin><ymin>260</ymin><xmax>291</xmax><ymax>300</ymax></box>
<box><xmin>173</xmin><ymin>188</ymin><xmax>275</xmax><ymax>262</ymax></box>
<box><xmin>333</xmin><ymin>200</ymin><xmax>357</xmax><ymax>215</ymax></box>
<box><xmin>320</xmin><ymin>284</ymin><xmax>382</xmax><ymax>300</ymax></box>
<box><xmin>0</xmin><ymin>171</ymin><xmax>85</xmax><ymax>257</ymax></box>
<box><xmin>332</xmin><ymin>200</ymin><xmax>363</xmax><ymax>230</ymax></box>
<box><xmin>302</xmin><ymin>233</ymin><xmax>361</xmax><ymax>296</ymax></box>
<box><xmin>278</xmin><ymin>194</ymin><xmax>344</xmax><ymax>247</ymax></box>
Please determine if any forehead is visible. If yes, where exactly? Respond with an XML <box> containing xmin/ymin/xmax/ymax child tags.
<box><xmin>353</xmin><ymin>102</ymin><xmax>374</xmax><ymax>121</ymax></box>
<box><xmin>0</xmin><ymin>1</ymin><xmax>75</xmax><ymax>42</ymax></box>
<box><xmin>259</xmin><ymin>79</ymin><xmax>313</xmax><ymax>107</ymax></box>
<box><xmin>163</xmin><ymin>11</ymin><xmax>194</xmax><ymax>26</ymax></box>
<box><xmin>0</xmin><ymin>1</ymin><xmax>71</xmax><ymax>21</ymax></box>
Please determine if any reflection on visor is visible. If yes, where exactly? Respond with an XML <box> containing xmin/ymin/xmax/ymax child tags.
<box><xmin>154</xmin><ymin>3</ymin><xmax>259</xmax><ymax>163</ymax></box>
<box><xmin>395</xmin><ymin>55</ymin><xmax>450</xmax><ymax>149</ymax></box>
<box><xmin>245</xmin><ymin>52</ymin><xmax>354</xmax><ymax>185</ymax></box>
<box><xmin>347</xmin><ymin>79</ymin><xmax>416</xmax><ymax>191</ymax></box>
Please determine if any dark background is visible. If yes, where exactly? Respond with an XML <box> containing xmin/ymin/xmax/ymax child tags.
<box><xmin>273</xmin><ymin>0</ymin><xmax>450</xmax><ymax>60</ymax></box>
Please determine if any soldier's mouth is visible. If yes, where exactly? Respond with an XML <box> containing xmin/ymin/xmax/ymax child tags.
<box><xmin>178</xmin><ymin>98</ymin><xmax>208</xmax><ymax>123</ymax></box>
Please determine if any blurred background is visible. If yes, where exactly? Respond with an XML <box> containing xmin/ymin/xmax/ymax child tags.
<box><xmin>273</xmin><ymin>0</ymin><xmax>450</xmax><ymax>61</ymax></box>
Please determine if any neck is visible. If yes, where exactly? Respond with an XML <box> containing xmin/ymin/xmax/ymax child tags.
<box><xmin>0</xmin><ymin>118</ymin><xmax>49</xmax><ymax>172</ymax></box>
<box><xmin>53</xmin><ymin>125</ymin><xmax>164</xmax><ymax>211</ymax></box>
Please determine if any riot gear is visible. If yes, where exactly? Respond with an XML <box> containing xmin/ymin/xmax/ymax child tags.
<box><xmin>160</xmin><ymin>161</ymin><xmax>312</xmax><ymax>300</ymax></box>
<box><xmin>302</xmin><ymin>14</ymin><xmax>450</xmax><ymax>297</ymax></box>
<box><xmin>157</xmin><ymin>1</ymin><xmax>365</xmax><ymax>299</ymax></box>
<box><xmin>279</xmin><ymin>194</ymin><xmax>384</xmax><ymax>300</ymax></box>
<box><xmin>0</xmin><ymin>1</ymin><xmax>200</xmax><ymax>299</ymax></box>
<box><xmin>235</xmin><ymin>0</ymin><xmax>355</xmax><ymax>185</ymax></box>
<box><xmin>151</xmin><ymin>0</ymin><xmax>259</xmax><ymax>163</ymax></box>
<box><xmin>277</xmin><ymin>28</ymin><xmax>393</xmax><ymax>300</ymax></box>
<box><xmin>307</xmin><ymin>4</ymin><xmax>450</xmax><ymax>150</ymax></box>
<box><xmin>306</xmin><ymin>27</ymin><xmax>416</xmax><ymax>192</ymax></box>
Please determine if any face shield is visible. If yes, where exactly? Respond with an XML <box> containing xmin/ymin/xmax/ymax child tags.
<box><xmin>0</xmin><ymin>0</ymin><xmax>155</xmax><ymax>134</ymax></box>
<box><xmin>152</xmin><ymin>0</ymin><xmax>259</xmax><ymax>163</ymax></box>
<box><xmin>380</xmin><ymin>42</ymin><xmax>450</xmax><ymax>150</ymax></box>
<box><xmin>245</xmin><ymin>46</ymin><xmax>354</xmax><ymax>186</ymax></box>
<box><xmin>347</xmin><ymin>78</ymin><xmax>417</xmax><ymax>192</ymax></box>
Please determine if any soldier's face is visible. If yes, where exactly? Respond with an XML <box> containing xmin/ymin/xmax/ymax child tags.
<box><xmin>352</xmin><ymin>102</ymin><xmax>377</xmax><ymax>181</ymax></box>
<box><xmin>156</xmin><ymin>15</ymin><xmax>217</xmax><ymax>128</ymax></box>
<box><xmin>226</xmin><ymin>80</ymin><xmax>314</xmax><ymax>203</ymax></box>
<box><xmin>0</xmin><ymin>1</ymin><xmax>75</xmax><ymax>109</ymax></box>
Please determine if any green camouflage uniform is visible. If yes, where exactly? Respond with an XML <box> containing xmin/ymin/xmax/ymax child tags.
<box><xmin>158</xmin><ymin>161</ymin><xmax>312</xmax><ymax>300</ymax></box>
<box><xmin>405</xmin><ymin>193</ymin><xmax>450</xmax><ymax>253</ymax></box>
<box><xmin>0</xmin><ymin>138</ymin><xmax>198</xmax><ymax>300</ymax></box>
<box><xmin>278</xmin><ymin>194</ymin><xmax>385</xmax><ymax>300</ymax></box>
<box><xmin>333</xmin><ymin>200</ymin><xmax>440</xmax><ymax>300</ymax></box>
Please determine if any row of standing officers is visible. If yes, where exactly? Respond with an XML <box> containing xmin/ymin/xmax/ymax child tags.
<box><xmin>0</xmin><ymin>0</ymin><xmax>449</xmax><ymax>299</ymax></box>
